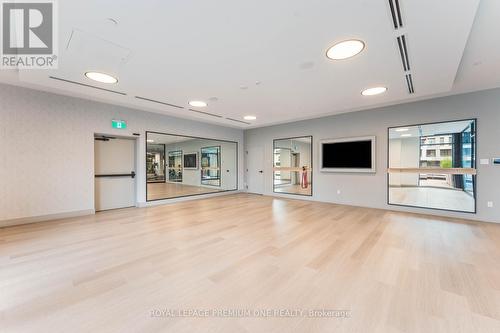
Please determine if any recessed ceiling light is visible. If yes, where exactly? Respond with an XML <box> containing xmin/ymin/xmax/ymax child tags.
<box><xmin>84</xmin><ymin>71</ymin><xmax>118</xmax><ymax>84</ymax></box>
<box><xmin>326</xmin><ymin>39</ymin><xmax>365</xmax><ymax>60</ymax></box>
<box><xmin>188</xmin><ymin>100</ymin><xmax>207</xmax><ymax>107</ymax></box>
<box><xmin>243</xmin><ymin>115</ymin><xmax>256</xmax><ymax>120</ymax></box>
<box><xmin>146</xmin><ymin>139</ymin><xmax>154</xmax><ymax>143</ymax></box>
<box><xmin>401</xmin><ymin>134</ymin><xmax>412</xmax><ymax>137</ymax></box>
<box><xmin>361</xmin><ymin>86</ymin><xmax>387</xmax><ymax>96</ymax></box>
<box><xmin>395</xmin><ymin>128</ymin><xmax>409</xmax><ymax>132</ymax></box>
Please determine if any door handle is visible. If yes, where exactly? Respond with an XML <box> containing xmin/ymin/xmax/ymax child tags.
<box><xmin>259</xmin><ymin>170</ymin><xmax>263</xmax><ymax>173</ymax></box>
<box><xmin>95</xmin><ymin>171</ymin><xmax>136</xmax><ymax>178</ymax></box>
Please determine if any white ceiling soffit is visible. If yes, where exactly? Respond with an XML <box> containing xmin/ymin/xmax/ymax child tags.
<box><xmin>0</xmin><ymin>0</ymin><xmax>488</xmax><ymax>128</ymax></box>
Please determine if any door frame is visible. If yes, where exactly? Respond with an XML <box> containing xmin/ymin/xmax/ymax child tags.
<box><xmin>93</xmin><ymin>133</ymin><xmax>139</xmax><ymax>210</ymax></box>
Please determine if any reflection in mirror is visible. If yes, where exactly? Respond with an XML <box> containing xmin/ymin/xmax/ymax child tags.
<box><xmin>388</xmin><ymin>119</ymin><xmax>476</xmax><ymax>212</ymax></box>
<box><xmin>273</xmin><ymin>136</ymin><xmax>312</xmax><ymax>196</ymax></box>
<box><xmin>201</xmin><ymin>146</ymin><xmax>221</xmax><ymax>186</ymax></box>
<box><xmin>146</xmin><ymin>132</ymin><xmax>237</xmax><ymax>201</ymax></box>
<box><xmin>146</xmin><ymin>144</ymin><xmax>165</xmax><ymax>183</ymax></box>
<box><xmin>168</xmin><ymin>151</ymin><xmax>183</xmax><ymax>182</ymax></box>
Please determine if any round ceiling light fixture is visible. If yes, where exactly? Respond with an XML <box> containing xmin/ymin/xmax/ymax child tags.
<box><xmin>188</xmin><ymin>100</ymin><xmax>208</xmax><ymax>107</ymax></box>
<box><xmin>361</xmin><ymin>86</ymin><xmax>387</xmax><ymax>96</ymax></box>
<box><xmin>243</xmin><ymin>115</ymin><xmax>256</xmax><ymax>121</ymax></box>
<box><xmin>84</xmin><ymin>71</ymin><xmax>118</xmax><ymax>84</ymax></box>
<box><xmin>326</xmin><ymin>39</ymin><xmax>365</xmax><ymax>60</ymax></box>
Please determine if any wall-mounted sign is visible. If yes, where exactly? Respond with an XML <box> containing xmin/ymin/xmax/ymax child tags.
<box><xmin>493</xmin><ymin>158</ymin><xmax>500</xmax><ymax>165</ymax></box>
<box><xmin>112</xmin><ymin>119</ymin><xmax>127</xmax><ymax>129</ymax></box>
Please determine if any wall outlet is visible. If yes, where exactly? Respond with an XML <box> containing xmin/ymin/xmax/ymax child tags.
<box><xmin>337</xmin><ymin>190</ymin><xmax>341</xmax><ymax>195</ymax></box>
<box><xmin>487</xmin><ymin>201</ymin><xmax>494</xmax><ymax>208</ymax></box>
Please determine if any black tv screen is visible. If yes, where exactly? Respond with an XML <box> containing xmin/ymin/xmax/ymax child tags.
<box><xmin>183</xmin><ymin>153</ymin><xmax>197</xmax><ymax>168</ymax></box>
<box><xmin>322</xmin><ymin>141</ymin><xmax>372</xmax><ymax>168</ymax></box>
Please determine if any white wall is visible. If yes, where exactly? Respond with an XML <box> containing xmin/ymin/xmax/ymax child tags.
<box><xmin>0</xmin><ymin>84</ymin><xmax>244</xmax><ymax>224</ymax></box>
<box><xmin>245</xmin><ymin>88</ymin><xmax>500</xmax><ymax>223</ymax></box>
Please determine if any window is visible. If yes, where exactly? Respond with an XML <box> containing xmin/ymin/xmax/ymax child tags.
<box><xmin>426</xmin><ymin>150</ymin><xmax>436</xmax><ymax>157</ymax></box>
<box><xmin>441</xmin><ymin>149</ymin><xmax>452</xmax><ymax>157</ymax></box>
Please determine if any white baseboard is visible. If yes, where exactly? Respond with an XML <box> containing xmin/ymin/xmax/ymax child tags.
<box><xmin>0</xmin><ymin>209</ymin><xmax>95</xmax><ymax>228</ymax></box>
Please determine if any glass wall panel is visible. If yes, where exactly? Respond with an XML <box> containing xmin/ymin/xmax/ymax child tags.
<box><xmin>146</xmin><ymin>132</ymin><xmax>237</xmax><ymax>201</ymax></box>
<box><xmin>273</xmin><ymin>136</ymin><xmax>312</xmax><ymax>196</ymax></box>
<box><xmin>388</xmin><ymin>119</ymin><xmax>476</xmax><ymax>213</ymax></box>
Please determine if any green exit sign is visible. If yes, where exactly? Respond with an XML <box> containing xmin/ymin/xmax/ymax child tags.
<box><xmin>112</xmin><ymin>119</ymin><xmax>127</xmax><ymax>129</ymax></box>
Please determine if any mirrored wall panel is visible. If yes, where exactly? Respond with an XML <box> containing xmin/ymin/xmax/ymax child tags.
<box><xmin>273</xmin><ymin>136</ymin><xmax>312</xmax><ymax>196</ymax></box>
<box><xmin>146</xmin><ymin>132</ymin><xmax>237</xmax><ymax>201</ymax></box>
<box><xmin>388</xmin><ymin>119</ymin><xmax>476</xmax><ymax>213</ymax></box>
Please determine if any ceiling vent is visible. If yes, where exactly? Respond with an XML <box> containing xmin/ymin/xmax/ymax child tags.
<box><xmin>405</xmin><ymin>74</ymin><xmax>415</xmax><ymax>94</ymax></box>
<box><xmin>396</xmin><ymin>35</ymin><xmax>410</xmax><ymax>71</ymax></box>
<box><xmin>134</xmin><ymin>96</ymin><xmax>184</xmax><ymax>109</ymax></box>
<box><xmin>388</xmin><ymin>0</ymin><xmax>403</xmax><ymax>29</ymax></box>
<box><xmin>49</xmin><ymin>76</ymin><xmax>127</xmax><ymax>95</ymax></box>
<box><xmin>387</xmin><ymin>1</ymin><xmax>415</xmax><ymax>95</ymax></box>
<box><xmin>226</xmin><ymin>118</ymin><xmax>250</xmax><ymax>125</ymax></box>
<box><xmin>188</xmin><ymin>109</ymin><xmax>223</xmax><ymax>118</ymax></box>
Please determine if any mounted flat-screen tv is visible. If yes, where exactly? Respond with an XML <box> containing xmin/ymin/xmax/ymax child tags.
<box><xmin>183</xmin><ymin>152</ymin><xmax>198</xmax><ymax>169</ymax></box>
<box><xmin>319</xmin><ymin>136</ymin><xmax>376</xmax><ymax>173</ymax></box>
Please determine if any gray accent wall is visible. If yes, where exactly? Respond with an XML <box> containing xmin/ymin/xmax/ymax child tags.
<box><xmin>245</xmin><ymin>88</ymin><xmax>500</xmax><ymax>223</ymax></box>
<box><xmin>0</xmin><ymin>84</ymin><xmax>244</xmax><ymax>224</ymax></box>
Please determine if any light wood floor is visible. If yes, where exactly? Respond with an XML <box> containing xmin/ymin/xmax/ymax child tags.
<box><xmin>147</xmin><ymin>182</ymin><xmax>222</xmax><ymax>200</ymax></box>
<box><xmin>1</xmin><ymin>194</ymin><xmax>499</xmax><ymax>333</ymax></box>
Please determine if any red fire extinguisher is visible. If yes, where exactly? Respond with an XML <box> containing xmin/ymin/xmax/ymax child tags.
<box><xmin>301</xmin><ymin>166</ymin><xmax>308</xmax><ymax>188</ymax></box>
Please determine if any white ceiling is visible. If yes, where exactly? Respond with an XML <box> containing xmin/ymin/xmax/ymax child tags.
<box><xmin>1</xmin><ymin>0</ymin><xmax>497</xmax><ymax>129</ymax></box>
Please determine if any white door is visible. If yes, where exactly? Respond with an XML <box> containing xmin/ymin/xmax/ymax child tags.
<box><xmin>94</xmin><ymin>137</ymin><xmax>136</xmax><ymax>211</ymax></box>
<box><xmin>246</xmin><ymin>146</ymin><xmax>264</xmax><ymax>194</ymax></box>
<box><xmin>221</xmin><ymin>144</ymin><xmax>237</xmax><ymax>190</ymax></box>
